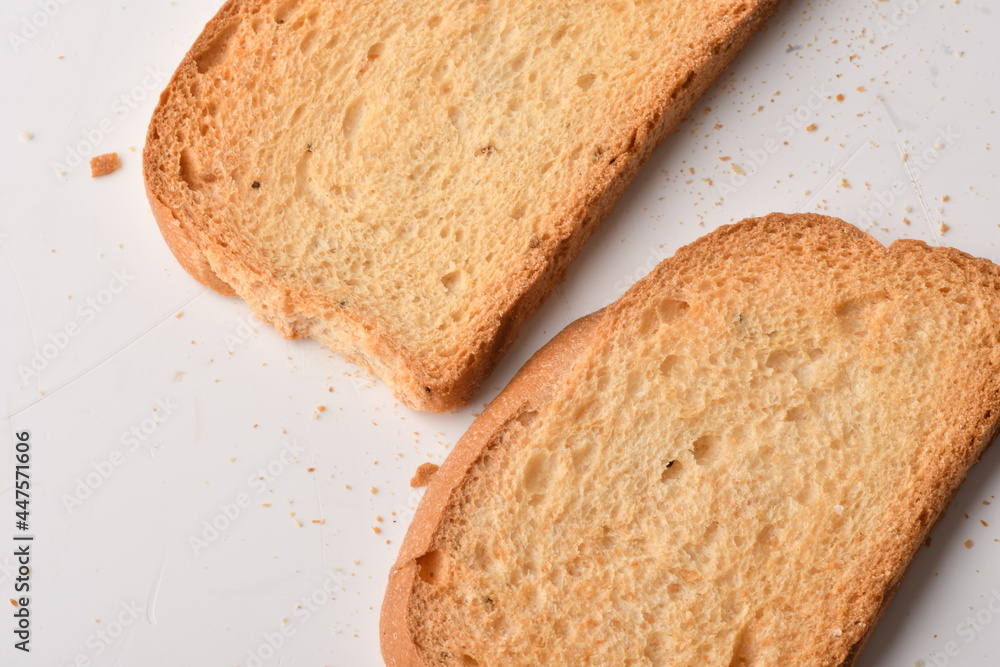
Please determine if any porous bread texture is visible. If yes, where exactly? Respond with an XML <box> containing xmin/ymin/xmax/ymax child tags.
<box><xmin>382</xmin><ymin>213</ymin><xmax>1000</xmax><ymax>666</ymax></box>
<box><xmin>143</xmin><ymin>0</ymin><xmax>778</xmax><ymax>411</ymax></box>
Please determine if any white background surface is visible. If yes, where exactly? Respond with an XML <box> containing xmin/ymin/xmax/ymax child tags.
<box><xmin>2</xmin><ymin>0</ymin><xmax>999</xmax><ymax>665</ymax></box>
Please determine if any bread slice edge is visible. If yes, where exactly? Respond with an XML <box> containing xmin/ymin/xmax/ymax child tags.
<box><xmin>142</xmin><ymin>0</ymin><xmax>779</xmax><ymax>412</ymax></box>
<box><xmin>380</xmin><ymin>213</ymin><xmax>1000</xmax><ymax>666</ymax></box>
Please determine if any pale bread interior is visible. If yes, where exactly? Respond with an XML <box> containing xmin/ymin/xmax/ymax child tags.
<box><xmin>405</xmin><ymin>216</ymin><xmax>1000</xmax><ymax>665</ymax></box>
<box><xmin>145</xmin><ymin>0</ymin><xmax>774</xmax><ymax>409</ymax></box>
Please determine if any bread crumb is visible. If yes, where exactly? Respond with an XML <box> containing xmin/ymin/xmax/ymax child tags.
<box><xmin>806</xmin><ymin>123</ymin><xmax>818</xmax><ymax>132</ymax></box>
<box><xmin>410</xmin><ymin>462</ymin><xmax>440</xmax><ymax>487</ymax></box>
<box><xmin>731</xmin><ymin>164</ymin><xmax>746</xmax><ymax>176</ymax></box>
<box><xmin>294</xmin><ymin>519</ymin><xmax>303</xmax><ymax>527</ymax></box>
<box><xmin>370</xmin><ymin>486</ymin><xmax>378</xmax><ymax>495</ymax></box>
<box><xmin>89</xmin><ymin>152</ymin><xmax>121</xmax><ymax>177</ymax></box>
<box><xmin>835</xmin><ymin>94</ymin><xmax>844</xmax><ymax>102</ymax></box>
<box><xmin>941</xmin><ymin>195</ymin><xmax>950</xmax><ymax>202</ymax></box>
<box><xmin>312</xmin><ymin>519</ymin><xmax>325</xmax><ymax>524</ymax></box>
<box><xmin>18</xmin><ymin>130</ymin><xmax>33</xmax><ymax>141</ymax></box>
<box><xmin>856</xmin><ymin>86</ymin><xmax>867</xmax><ymax>92</ymax></box>
<box><xmin>900</xmin><ymin>152</ymin><xmax>908</xmax><ymax>162</ymax></box>
<box><xmin>839</xmin><ymin>178</ymin><xmax>850</xmax><ymax>188</ymax></box>
<box><xmin>372</xmin><ymin>526</ymin><xmax>381</xmax><ymax>534</ymax></box>
<box><xmin>8</xmin><ymin>599</ymin><xmax>16</xmax><ymax>607</ymax></box>
<box><xmin>939</xmin><ymin>222</ymin><xmax>949</xmax><ymax>234</ymax></box>
<box><xmin>316</xmin><ymin>405</ymin><xmax>326</xmax><ymax>412</ymax></box>
<box><xmin>965</xmin><ymin>539</ymin><xmax>974</xmax><ymax>549</ymax></box>
<box><xmin>175</xmin><ymin>311</ymin><xmax>183</xmax><ymax>318</ymax></box>
<box><xmin>307</xmin><ymin>467</ymin><xmax>315</xmax><ymax>472</ymax></box>
<box><xmin>981</xmin><ymin>520</ymin><xmax>988</xmax><ymax>527</ymax></box>
<box><xmin>902</xmin><ymin>218</ymin><xmax>911</xmax><ymax>225</ymax></box>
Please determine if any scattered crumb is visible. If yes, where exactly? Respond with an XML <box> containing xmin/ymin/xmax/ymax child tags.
<box><xmin>174</xmin><ymin>311</ymin><xmax>183</xmax><ymax>318</ymax></box>
<box><xmin>835</xmin><ymin>94</ymin><xmax>844</xmax><ymax>102</ymax></box>
<box><xmin>294</xmin><ymin>519</ymin><xmax>303</xmax><ymax>528</ymax></box>
<box><xmin>856</xmin><ymin>86</ymin><xmax>867</xmax><ymax>92</ymax></box>
<box><xmin>307</xmin><ymin>467</ymin><xmax>315</xmax><ymax>472</ymax></box>
<box><xmin>89</xmin><ymin>152</ymin><xmax>121</xmax><ymax>177</ymax></box>
<box><xmin>839</xmin><ymin>178</ymin><xmax>850</xmax><ymax>188</ymax></box>
<box><xmin>806</xmin><ymin>123</ymin><xmax>818</xmax><ymax>132</ymax></box>
<box><xmin>941</xmin><ymin>195</ymin><xmax>950</xmax><ymax>202</ymax></box>
<box><xmin>372</xmin><ymin>526</ymin><xmax>381</xmax><ymax>534</ymax></box>
<box><xmin>902</xmin><ymin>218</ymin><xmax>911</xmax><ymax>225</ymax></box>
<box><xmin>18</xmin><ymin>130</ymin><xmax>33</xmax><ymax>141</ymax></box>
<box><xmin>261</xmin><ymin>503</ymin><xmax>270</xmax><ymax>507</ymax></box>
<box><xmin>410</xmin><ymin>462</ymin><xmax>440</xmax><ymax>488</ymax></box>
<box><xmin>8</xmin><ymin>599</ymin><xmax>15</xmax><ymax>607</ymax></box>
<box><xmin>228</xmin><ymin>457</ymin><xmax>236</xmax><ymax>463</ymax></box>
<box><xmin>981</xmin><ymin>520</ymin><xmax>989</xmax><ymax>527</ymax></box>
<box><xmin>965</xmin><ymin>539</ymin><xmax>974</xmax><ymax>549</ymax></box>
<box><xmin>370</xmin><ymin>486</ymin><xmax>378</xmax><ymax>495</ymax></box>
<box><xmin>312</xmin><ymin>519</ymin><xmax>325</xmax><ymax>524</ymax></box>
<box><xmin>731</xmin><ymin>164</ymin><xmax>746</xmax><ymax>176</ymax></box>
<box><xmin>939</xmin><ymin>222</ymin><xmax>950</xmax><ymax>234</ymax></box>
<box><xmin>316</xmin><ymin>405</ymin><xmax>326</xmax><ymax>413</ymax></box>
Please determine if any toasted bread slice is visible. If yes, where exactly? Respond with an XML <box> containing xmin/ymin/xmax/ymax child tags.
<box><xmin>143</xmin><ymin>0</ymin><xmax>777</xmax><ymax>411</ymax></box>
<box><xmin>382</xmin><ymin>213</ymin><xmax>1000</xmax><ymax>665</ymax></box>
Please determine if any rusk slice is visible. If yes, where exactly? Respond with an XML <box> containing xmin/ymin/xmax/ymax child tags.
<box><xmin>382</xmin><ymin>214</ymin><xmax>1000</xmax><ymax>665</ymax></box>
<box><xmin>144</xmin><ymin>0</ymin><xmax>777</xmax><ymax>411</ymax></box>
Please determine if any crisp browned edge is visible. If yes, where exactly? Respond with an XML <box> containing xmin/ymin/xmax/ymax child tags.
<box><xmin>142</xmin><ymin>0</ymin><xmax>780</xmax><ymax>413</ymax></box>
<box><xmin>381</xmin><ymin>213</ymin><xmax>1000</xmax><ymax>666</ymax></box>
<box><xmin>380</xmin><ymin>310</ymin><xmax>606</xmax><ymax>667</ymax></box>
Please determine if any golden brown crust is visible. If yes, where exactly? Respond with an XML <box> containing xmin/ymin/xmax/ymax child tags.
<box><xmin>381</xmin><ymin>311</ymin><xmax>605</xmax><ymax>666</ymax></box>
<box><xmin>143</xmin><ymin>0</ymin><xmax>778</xmax><ymax>412</ymax></box>
<box><xmin>381</xmin><ymin>213</ymin><xmax>1000</xmax><ymax>666</ymax></box>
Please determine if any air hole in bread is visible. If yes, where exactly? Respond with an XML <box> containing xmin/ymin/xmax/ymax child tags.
<box><xmin>692</xmin><ymin>435</ymin><xmax>719</xmax><ymax>465</ymax></box>
<box><xmin>577</xmin><ymin>73</ymin><xmax>596</xmax><ymax>91</ymax></box>
<box><xmin>441</xmin><ymin>270</ymin><xmax>467</xmax><ymax>294</ymax></box>
<box><xmin>178</xmin><ymin>149</ymin><xmax>201</xmax><ymax>191</ymax></box>
<box><xmin>194</xmin><ymin>22</ymin><xmax>240</xmax><ymax>74</ymax></box>
<box><xmin>660</xmin><ymin>459</ymin><xmax>681</xmax><ymax>482</ymax></box>
<box><xmin>784</xmin><ymin>406</ymin><xmax>809</xmax><ymax>423</ymax></box>
<box><xmin>416</xmin><ymin>549</ymin><xmax>448</xmax><ymax>585</ymax></box>
<box><xmin>342</xmin><ymin>96</ymin><xmax>365</xmax><ymax>144</ymax></box>
<box><xmin>274</xmin><ymin>0</ymin><xmax>302</xmax><ymax>24</ymax></box>
<box><xmin>660</xmin><ymin>355</ymin><xmax>679</xmax><ymax>375</ymax></box>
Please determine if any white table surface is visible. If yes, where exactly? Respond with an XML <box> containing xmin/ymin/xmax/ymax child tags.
<box><xmin>2</xmin><ymin>0</ymin><xmax>999</xmax><ymax>665</ymax></box>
